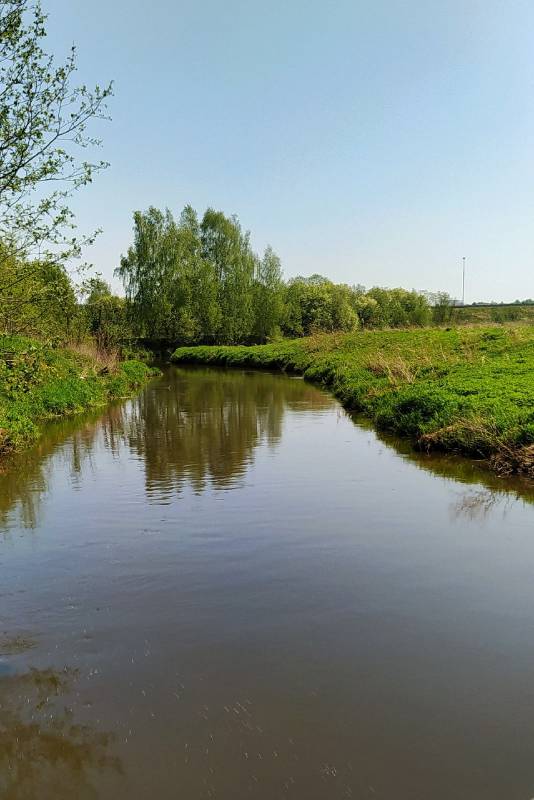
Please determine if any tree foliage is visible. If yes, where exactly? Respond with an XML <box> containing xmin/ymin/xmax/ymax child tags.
<box><xmin>117</xmin><ymin>205</ymin><xmax>284</xmax><ymax>345</ymax></box>
<box><xmin>283</xmin><ymin>276</ymin><xmax>358</xmax><ymax>336</ymax></box>
<box><xmin>0</xmin><ymin>0</ymin><xmax>112</xmax><ymax>325</ymax></box>
<box><xmin>253</xmin><ymin>246</ymin><xmax>284</xmax><ymax>343</ymax></box>
<box><xmin>116</xmin><ymin>204</ymin><xmax>439</xmax><ymax>345</ymax></box>
<box><xmin>80</xmin><ymin>276</ymin><xmax>128</xmax><ymax>350</ymax></box>
<box><xmin>0</xmin><ymin>242</ymin><xmax>78</xmax><ymax>338</ymax></box>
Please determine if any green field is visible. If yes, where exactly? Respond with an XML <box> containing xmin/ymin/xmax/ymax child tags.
<box><xmin>0</xmin><ymin>336</ymin><xmax>155</xmax><ymax>457</ymax></box>
<box><xmin>173</xmin><ymin>326</ymin><xmax>534</xmax><ymax>476</ymax></box>
<box><xmin>454</xmin><ymin>304</ymin><xmax>534</xmax><ymax>325</ymax></box>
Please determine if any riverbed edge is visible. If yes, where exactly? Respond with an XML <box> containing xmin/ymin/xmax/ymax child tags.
<box><xmin>0</xmin><ymin>336</ymin><xmax>159</xmax><ymax>459</ymax></box>
<box><xmin>171</xmin><ymin>329</ymin><xmax>534</xmax><ymax>478</ymax></box>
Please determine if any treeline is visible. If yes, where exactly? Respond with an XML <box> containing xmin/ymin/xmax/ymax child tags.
<box><xmin>0</xmin><ymin>203</ymin><xmax>459</xmax><ymax>349</ymax></box>
<box><xmin>115</xmin><ymin>204</ymin><xmax>454</xmax><ymax>346</ymax></box>
<box><xmin>0</xmin><ymin>244</ymin><xmax>130</xmax><ymax>351</ymax></box>
<box><xmin>469</xmin><ymin>299</ymin><xmax>534</xmax><ymax>307</ymax></box>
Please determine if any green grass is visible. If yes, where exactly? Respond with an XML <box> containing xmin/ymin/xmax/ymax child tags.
<box><xmin>0</xmin><ymin>336</ymin><xmax>156</xmax><ymax>456</ymax></box>
<box><xmin>172</xmin><ymin>327</ymin><xmax>534</xmax><ymax>476</ymax></box>
<box><xmin>455</xmin><ymin>304</ymin><xmax>534</xmax><ymax>325</ymax></box>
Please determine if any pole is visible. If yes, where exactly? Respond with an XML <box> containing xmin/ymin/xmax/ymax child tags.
<box><xmin>462</xmin><ymin>257</ymin><xmax>466</xmax><ymax>305</ymax></box>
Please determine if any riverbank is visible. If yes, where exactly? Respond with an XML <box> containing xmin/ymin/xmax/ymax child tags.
<box><xmin>0</xmin><ymin>335</ymin><xmax>156</xmax><ymax>457</ymax></box>
<box><xmin>172</xmin><ymin>327</ymin><xmax>534</xmax><ymax>476</ymax></box>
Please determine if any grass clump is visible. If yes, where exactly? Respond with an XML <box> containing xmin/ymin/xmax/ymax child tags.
<box><xmin>172</xmin><ymin>326</ymin><xmax>534</xmax><ymax>476</ymax></box>
<box><xmin>0</xmin><ymin>336</ymin><xmax>156</xmax><ymax>456</ymax></box>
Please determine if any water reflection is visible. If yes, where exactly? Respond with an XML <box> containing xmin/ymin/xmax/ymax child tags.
<box><xmin>371</xmin><ymin>420</ymin><xmax>534</xmax><ymax>504</ymax></box>
<box><xmin>124</xmin><ymin>367</ymin><xmax>332</xmax><ymax>496</ymax></box>
<box><xmin>450</xmin><ymin>488</ymin><xmax>518</xmax><ymax>522</ymax></box>
<box><xmin>0</xmin><ymin>368</ymin><xmax>332</xmax><ymax>527</ymax></box>
<box><xmin>1</xmin><ymin>366</ymin><xmax>534</xmax><ymax>532</ymax></box>
<box><xmin>0</xmin><ymin>409</ymin><xmax>119</xmax><ymax>530</ymax></box>
<box><xmin>3</xmin><ymin>367</ymin><xmax>534</xmax><ymax>799</ymax></box>
<box><xmin>354</xmin><ymin>417</ymin><xmax>534</xmax><ymax>521</ymax></box>
<box><xmin>0</xmin><ymin>666</ymin><xmax>121</xmax><ymax>799</ymax></box>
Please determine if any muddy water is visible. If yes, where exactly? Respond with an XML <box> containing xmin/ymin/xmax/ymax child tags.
<box><xmin>2</xmin><ymin>366</ymin><xmax>534</xmax><ymax>799</ymax></box>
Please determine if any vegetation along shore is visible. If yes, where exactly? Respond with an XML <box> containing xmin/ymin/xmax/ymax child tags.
<box><xmin>0</xmin><ymin>336</ymin><xmax>156</xmax><ymax>458</ymax></box>
<box><xmin>173</xmin><ymin>326</ymin><xmax>534</xmax><ymax>477</ymax></box>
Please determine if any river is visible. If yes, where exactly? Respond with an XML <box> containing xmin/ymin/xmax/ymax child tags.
<box><xmin>1</xmin><ymin>365</ymin><xmax>534</xmax><ymax>799</ymax></box>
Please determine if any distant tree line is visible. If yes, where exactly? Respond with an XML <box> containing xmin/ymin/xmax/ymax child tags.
<box><xmin>114</xmin><ymin>204</ymin><xmax>455</xmax><ymax>346</ymax></box>
<box><xmin>468</xmin><ymin>299</ymin><xmax>534</xmax><ymax>306</ymax></box>
<box><xmin>0</xmin><ymin>202</ymin><xmax>462</xmax><ymax>348</ymax></box>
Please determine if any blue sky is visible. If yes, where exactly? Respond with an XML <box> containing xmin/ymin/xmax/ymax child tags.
<box><xmin>45</xmin><ymin>0</ymin><xmax>534</xmax><ymax>301</ymax></box>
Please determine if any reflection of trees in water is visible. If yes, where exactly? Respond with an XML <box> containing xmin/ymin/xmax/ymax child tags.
<box><xmin>0</xmin><ymin>368</ymin><xmax>332</xmax><ymax>525</ymax></box>
<box><xmin>124</xmin><ymin>368</ymin><xmax>332</xmax><ymax>495</ymax></box>
<box><xmin>451</xmin><ymin>488</ymin><xmax>519</xmax><ymax>522</ymax></box>
<box><xmin>0</xmin><ymin>666</ymin><xmax>122</xmax><ymax>800</ymax></box>
<box><xmin>4</xmin><ymin>364</ymin><xmax>533</xmax><ymax>530</ymax></box>
<box><xmin>0</xmin><ymin>405</ymin><xmax>127</xmax><ymax>530</ymax></box>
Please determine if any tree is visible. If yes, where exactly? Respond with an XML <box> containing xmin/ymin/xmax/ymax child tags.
<box><xmin>117</xmin><ymin>206</ymin><xmax>222</xmax><ymax>344</ymax></box>
<box><xmin>366</xmin><ymin>287</ymin><xmax>431</xmax><ymax>327</ymax></box>
<box><xmin>178</xmin><ymin>206</ymin><xmax>220</xmax><ymax>343</ymax></box>
<box><xmin>201</xmin><ymin>209</ymin><xmax>255</xmax><ymax>344</ymax></box>
<box><xmin>79</xmin><ymin>275</ymin><xmax>129</xmax><ymax>350</ymax></box>
<box><xmin>118</xmin><ymin>205</ymin><xmax>285</xmax><ymax>346</ymax></box>
<box><xmin>252</xmin><ymin>246</ymin><xmax>284</xmax><ymax>342</ymax></box>
<box><xmin>425</xmin><ymin>291</ymin><xmax>456</xmax><ymax>324</ymax></box>
<box><xmin>353</xmin><ymin>294</ymin><xmax>381</xmax><ymax>328</ymax></box>
<box><xmin>282</xmin><ymin>275</ymin><xmax>358</xmax><ymax>336</ymax></box>
<box><xmin>330</xmin><ymin>283</ymin><xmax>359</xmax><ymax>331</ymax></box>
<box><xmin>0</xmin><ymin>0</ymin><xmax>112</xmax><ymax>311</ymax></box>
<box><xmin>116</xmin><ymin>208</ymin><xmax>182</xmax><ymax>342</ymax></box>
<box><xmin>0</xmin><ymin>242</ymin><xmax>78</xmax><ymax>338</ymax></box>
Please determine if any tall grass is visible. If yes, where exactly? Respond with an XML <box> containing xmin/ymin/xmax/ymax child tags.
<box><xmin>66</xmin><ymin>340</ymin><xmax>120</xmax><ymax>373</ymax></box>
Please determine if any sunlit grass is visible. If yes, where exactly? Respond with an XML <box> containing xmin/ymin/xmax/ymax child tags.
<box><xmin>173</xmin><ymin>326</ymin><xmax>534</xmax><ymax>476</ymax></box>
<box><xmin>0</xmin><ymin>336</ymin><xmax>155</xmax><ymax>456</ymax></box>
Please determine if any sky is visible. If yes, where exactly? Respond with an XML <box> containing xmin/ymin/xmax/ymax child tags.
<box><xmin>44</xmin><ymin>0</ymin><xmax>534</xmax><ymax>302</ymax></box>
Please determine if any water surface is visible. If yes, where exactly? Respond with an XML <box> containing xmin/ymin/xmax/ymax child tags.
<box><xmin>2</xmin><ymin>366</ymin><xmax>534</xmax><ymax>799</ymax></box>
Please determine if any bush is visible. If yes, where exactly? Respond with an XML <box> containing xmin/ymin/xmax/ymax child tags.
<box><xmin>491</xmin><ymin>306</ymin><xmax>521</xmax><ymax>323</ymax></box>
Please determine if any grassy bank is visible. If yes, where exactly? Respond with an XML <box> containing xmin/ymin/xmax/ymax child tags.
<box><xmin>455</xmin><ymin>304</ymin><xmax>534</xmax><ymax>325</ymax></box>
<box><xmin>0</xmin><ymin>336</ymin><xmax>156</xmax><ymax>457</ymax></box>
<box><xmin>173</xmin><ymin>327</ymin><xmax>534</xmax><ymax>476</ymax></box>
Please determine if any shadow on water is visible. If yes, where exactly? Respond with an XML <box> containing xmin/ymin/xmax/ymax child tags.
<box><xmin>0</xmin><ymin>663</ymin><xmax>122</xmax><ymax>800</ymax></box>
<box><xmin>0</xmin><ymin>365</ymin><xmax>533</xmax><ymax>531</ymax></box>
<box><xmin>361</xmin><ymin>416</ymin><xmax>534</xmax><ymax>517</ymax></box>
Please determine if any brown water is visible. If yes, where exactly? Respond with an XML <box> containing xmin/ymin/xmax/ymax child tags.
<box><xmin>2</xmin><ymin>366</ymin><xmax>534</xmax><ymax>800</ymax></box>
